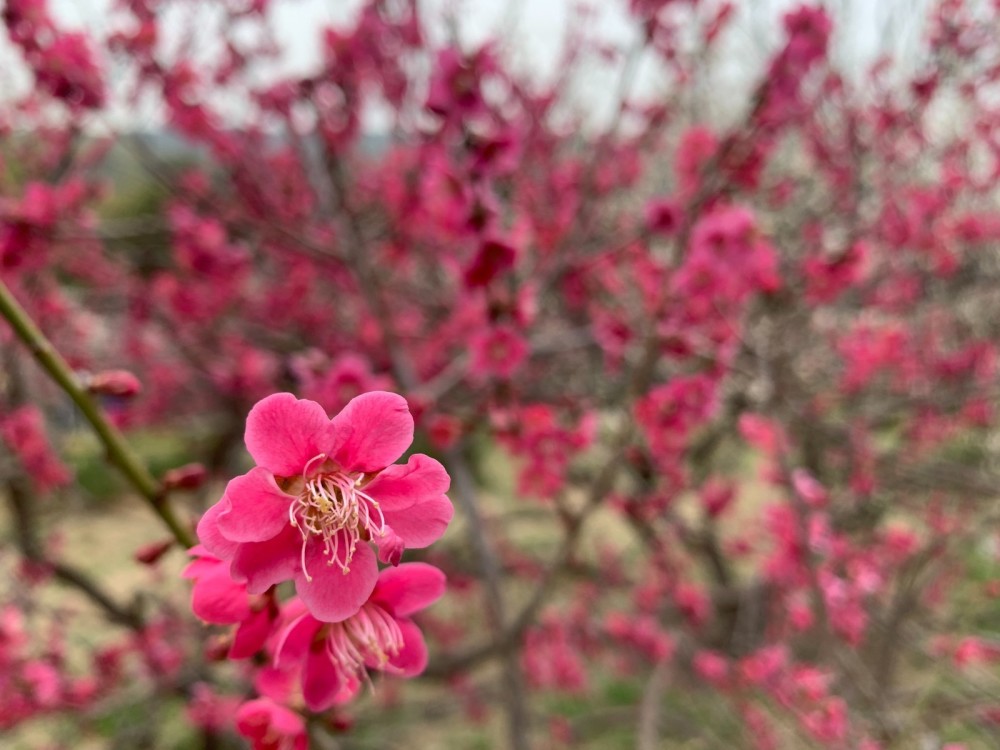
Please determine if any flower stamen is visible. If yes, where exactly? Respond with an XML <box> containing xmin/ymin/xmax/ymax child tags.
<box><xmin>290</xmin><ymin>466</ymin><xmax>386</xmax><ymax>582</ymax></box>
<box><xmin>326</xmin><ymin>603</ymin><xmax>405</xmax><ymax>685</ymax></box>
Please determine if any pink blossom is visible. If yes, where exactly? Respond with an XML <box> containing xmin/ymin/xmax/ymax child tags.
<box><xmin>464</xmin><ymin>237</ymin><xmax>517</xmax><ymax>288</ymax></box>
<box><xmin>33</xmin><ymin>32</ymin><xmax>106</xmax><ymax>109</ymax></box>
<box><xmin>499</xmin><ymin>405</ymin><xmax>595</xmax><ymax>500</ymax></box>
<box><xmin>198</xmin><ymin>392</ymin><xmax>453</xmax><ymax>622</ymax></box>
<box><xmin>523</xmin><ymin>615</ymin><xmax>588</xmax><ymax>692</ymax></box>
<box><xmin>693</xmin><ymin>650</ymin><xmax>729</xmax><ymax>686</ymax></box>
<box><xmin>739</xmin><ymin>645</ymin><xmax>788</xmax><ymax>686</ymax></box>
<box><xmin>792</xmin><ymin>468</ymin><xmax>828</xmax><ymax>508</ymax></box>
<box><xmin>0</xmin><ymin>405</ymin><xmax>71</xmax><ymax>492</ymax></box>
<box><xmin>802</xmin><ymin>697</ymin><xmax>848</xmax><ymax>743</ymax></box>
<box><xmin>426</xmin><ymin>46</ymin><xmax>494</xmax><ymax>122</ymax></box>
<box><xmin>186</xmin><ymin>682</ymin><xmax>240</xmax><ymax>733</ymax></box>
<box><xmin>291</xmin><ymin>353</ymin><xmax>391</xmax><ymax>415</ymax></box>
<box><xmin>235</xmin><ymin>698</ymin><xmax>307</xmax><ymax>750</ymax></box>
<box><xmin>674</xmin><ymin>583</ymin><xmax>710</xmax><ymax>627</ymax></box>
<box><xmin>469</xmin><ymin>324</ymin><xmax>529</xmax><ymax>381</ymax></box>
<box><xmin>699</xmin><ymin>477</ymin><xmax>736</xmax><ymax>518</ymax></box>
<box><xmin>644</xmin><ymin>197</ymin><xmax>681</xmax><ymax>236</ymax></box>
<box><xmin>675</xmin><ymin>126</ymin><xmax>718</xmax><ymax>201</ymax></box>
<box><xmin>274</xmin><ymin>563</ymin><xmax>445</xmax><ymax>710</ymax></box>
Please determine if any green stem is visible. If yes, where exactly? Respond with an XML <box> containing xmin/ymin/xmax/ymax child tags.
<box><xmin>0</xmin><ymin>278</ymin><xmax>195</xmax><ymax>548</ymax></box>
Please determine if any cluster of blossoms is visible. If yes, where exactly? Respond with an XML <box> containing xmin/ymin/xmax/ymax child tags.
<box><xmin>0</xmin><ymin>563</ymin><xmax>199</xmax><ymax>735</ymax></box>
<box><xmin>0</xmin><ymin>405</ymin><xmax>71</xmax><ymax>493</ymax></box>
<box><xmin>0</xmin><ymin>604</ymin><xmax>102</xmax><ymax>729</ymax></box>
<box><xmin>2</xmin><ymin>0</ymin><xmax>106</xmax><ymax>109</ymax></box>
<box><xmin>187</xmin><ymin>391</ymin><xmax>452</xmax><ymax>744</ymax></box>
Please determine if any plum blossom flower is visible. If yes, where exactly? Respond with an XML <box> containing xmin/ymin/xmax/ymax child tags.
<box><xmin>198</xmin><ymin>392</ymin><xmax>453</xmax><ymax>622</ymax></box>
<box><xmin>274</xmin><ymin>563</ymin><xmax>445</xmax><ymax>711</ymax></box>
<box><xmin>235</xmin><ymin>698</ymin><xmax>307</xmax><ymax>750</ymax></box>
<box><xmin>469</xmin><ymin>324</ymin><xmax>529</xmax><ymax>381</ymax></box>
<box><xmin>290</xmin><ymin>352</ymin><xmax>391</xmax><ymax>415</ymax></box>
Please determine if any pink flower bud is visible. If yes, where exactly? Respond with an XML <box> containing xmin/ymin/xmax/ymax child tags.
<box><xmin>163</xmin><ymin>463</ymin><xmax>208</xmax><ymax>491</ymax></box>
<box><xmin>134</xmin><ymin>538</ymin><xmax>175</xmax><ymax>566</ymax></box>
<box><xmin>87</xmin><ymin>370</ymin><xmax>142</xmax><ymax>397</ymax></box>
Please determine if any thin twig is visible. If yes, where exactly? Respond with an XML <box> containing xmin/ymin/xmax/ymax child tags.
<box><xmin>0</xmin><ymin>278</ymin><xmax>195</xmax><ymax>548</ymax></box>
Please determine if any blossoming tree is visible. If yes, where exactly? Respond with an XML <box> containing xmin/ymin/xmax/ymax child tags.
<box><xmin>2</xmin><ymin>0</ymin><xmax>1000</xmax><ymax>748</ymax></box>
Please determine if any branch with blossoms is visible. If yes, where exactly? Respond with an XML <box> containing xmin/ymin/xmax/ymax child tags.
<box><xmin>0</xmin><ymin>279</ymin><xmax>195</xmax><ymax>549</ymax></box>
<box><xmin>185</xmin><ymin>392</ymin><xmax>453</xmax><ymax>747</ymax></box>
<box><xmin>6</xmin><ymin>0</ymin><xmax>1000</xmax><ymax>748</ymax></box>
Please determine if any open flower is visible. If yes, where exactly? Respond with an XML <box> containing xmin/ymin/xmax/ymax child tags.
<box><xmin>198</xmin><ymin>392</ymin><xmax>453</xmax><ymax>622</ymax></box>
<box><xmin>274</xmin><ymin>563</ymin><xmax>445</xmax><ymax>711</ymax></box>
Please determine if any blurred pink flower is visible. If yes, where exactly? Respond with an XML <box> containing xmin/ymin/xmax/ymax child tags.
<box><xmin>469</xmin><ymin>324</ymin><xmax>529</xmax><ymax>381</ymax></box>
<box><xmin>235</xmin><ymin>698</ymin><xmax>307</xmax><ymax>750</ymax></box>
<box><xmin>0</xmin><ymin>405</ymin><xmax>71</xmax><ymax>492</ymax></box>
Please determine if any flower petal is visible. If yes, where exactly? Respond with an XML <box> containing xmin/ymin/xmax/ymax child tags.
<box><xmin>230</xmin><ymin>525</ymin><xmax>300</xmax><ymax>595</ymax></box>
<box><xmin>216</xmin><ymin>468</ymin><xmax>293</xmax><ymax>543</ymax></box>
<box><xmin>274</xmin><ymin>610</ymin><xmax>322</xmax><ymax>669</ymax></box>
<box><xmin>190</xmin><ymin>562</ymin><xmax>250</xmax><ymax>624</ymax></box>
<box><xmin>245</xmin><ymin>393</ymin><xmax>332</xmax><ymax>477</ymax></box>
<box><xmin>363</xmin><ymin>454</ymin><xmax>450</xmax><ymax>511</ymax></box>
<box><xmin>302</xmin><ymin>646</ymin><xmax>342</xmax><ymax>712</ymax></box>
<box><xmin>388</xmin><ymin>618</ymin><xmax>429</xmax><ymax>677</ymax></box>
<box><xmin>381</xmin><ymin>492</ymin><xmax>454</xmax><ymax>549</ymax></box>
<box><xmin>372</xmin><ymin>563</ymin><xmax>446</xmax><ymax>617</ymax></box>
<box><xmin>330</xmin><ymin>391</ymin><xmax>413</xmax><ymax>473</ymax></box>
<box><xmin>196</xmin><ymin>501</ymin><xmax>240</xmax><ymax>560</ymax></box>
<box><xmin>230</xmin><ymin>605</ymin><xmax>274</xmax><ymax>659</ymax></box>
<box><xmin>236</xmin><ymin>698</ymin><xmax>305</xmax><ymax>743</ymax></box>
<box><xmin>294</xmin><ymin>540</ymin><xmax>378</xmax><ymax>623</ymax></box>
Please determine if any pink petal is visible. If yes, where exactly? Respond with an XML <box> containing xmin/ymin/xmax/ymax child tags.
<box><xmin>294</xmin><ymin>540</ymin><xmax>378</xmax><ymax>623</ymax></box>
<box><xmin>230</xmin><ymin>605</ymin><xmax>275</xmax><ymax>659</ymax></box>
<box><xmin>216</xmin><ymin>468</ymin><xmax>293</xmax><ymax>543</ymax></box>
<box><xmin>388</xmin><ymin>618</ymin><xmax>428</xmax><ymax>677</ymax></box>
<box><xmin>186</xmin><ymin>544</ymin><xmax>211</xmax><ymax>558</ymax></box>
<box><xmin>253</xmin><ymin>665</ymin><xmax>298</xmax><ymax>703</ymax></box>
<box><xmin>196</xmin><ymin>501</ymin><xmax>240</xmax><ymax>560</ymax></box>
<box><xmin>330</xmin><ymin>391</ymin><xmax>413</xmax><ymax>473</ymax></box>
<box><xmin>244</xmin><ymin>393</ymin><xmax>332</xmax><ymax>477</ymax></box>
<box><xmin>190</xmin><ymin>564</ymin><xmax>251</xmax><ymax>624</ymax></box>
<box><xmin>302</xmin><ymin>646</ymin><xmax>342</xmax><ymax>712</ymax></box>
<box><xmin>230</xmin><ymin>525</ymin><xmax>300</xmax><ymax>595</ymax></box>
<box><xmin>236</xmin><ymin>698</ymin><xmax>305</xmax><ymax>741</ymax></box>
<box><xmin>376</xmin><ymin>527</ymin><xmax>405</xmax><ymax>566</ymax></box>
<box><xmin>372</xmin><ymin>563</ymin><xmax>447</xmax><ymax>617</ymax></box>
<box><xmin>363</xmin><ymin>454</ymin><xmax>450</xmax><ymax>511</ymax></box>
<box><xmin>181</xmin><ymin>554</ymin><xmax>217</xmax><ymax>580</ymax></box>
<box><xmin>381</xmin><ymin>492</ymin><xmax>454</xmax><ymax>549</ymax></box>
<box><xmin>274</xmin><ymin>611</ymin><xmax>322</xmax><ymax>669</ymax></box>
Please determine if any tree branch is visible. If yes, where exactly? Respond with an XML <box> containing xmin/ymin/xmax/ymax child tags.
<box><xmin>0</xmin><ymin>278</ymin><xmax>195</xmax><ymax>548</ymax></box>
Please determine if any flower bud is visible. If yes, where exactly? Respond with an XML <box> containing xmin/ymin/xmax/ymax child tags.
<box><xmin>87</xmin><ymin>370</ymin><xmax>141</xmax><ymax>397</ymax></box>
<box><xmin>163</xmin><ymin>463</ymin><xmax>208</xmax><ymax>491</ymax></box>
<box><xmin>134</xmin><ymin>538</ymin><xmax>175</xmax><ymax>566</ymax></box>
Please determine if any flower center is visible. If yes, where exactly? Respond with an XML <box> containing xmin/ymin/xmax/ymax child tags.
<box><xmin>289</xmin><ymin>469</ymin><xmax>385</xmax><ymax>581</ymax></box>
<box><xmin>326</xmin><ymin>603</ymin><xmax>404</xmax><ymax>681</ymax></box>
